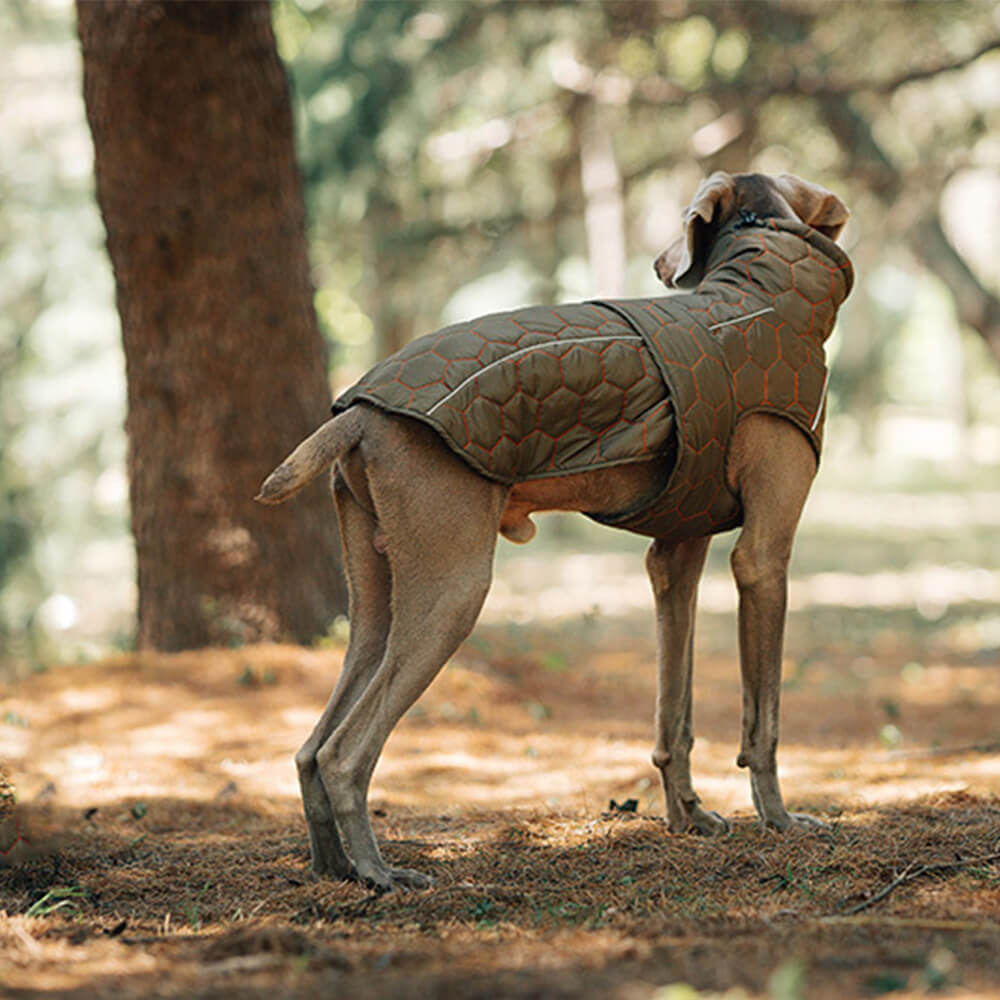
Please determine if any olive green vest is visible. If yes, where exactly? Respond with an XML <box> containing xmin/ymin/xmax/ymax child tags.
<box><xmin>334</xmin><ymin>218</ymin><xmax>853</xmax><ymax>544</ymax></box>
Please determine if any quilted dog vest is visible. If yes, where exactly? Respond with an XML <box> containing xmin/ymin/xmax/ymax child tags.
<box><xmin>334</xmin><ymin>218</ymin><xmax>854</xmax><ymax>544</ymax></box>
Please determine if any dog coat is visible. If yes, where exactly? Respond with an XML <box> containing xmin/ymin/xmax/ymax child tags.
<box><xmin>333</xmin><ymin>217</ymin><xmax>854</xmax><ymax>544</ymax></box>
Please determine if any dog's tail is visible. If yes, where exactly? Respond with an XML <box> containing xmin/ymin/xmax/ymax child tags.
<box><xmin>255</xmin><ymin>410</ymin><xmax>363</xmax><ymax>504</ymax></box>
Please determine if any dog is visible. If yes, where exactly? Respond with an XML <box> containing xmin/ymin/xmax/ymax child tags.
<box><xmin>257</xmin><ymin>171</ymin><xmax>854</xmax><ymax>891</ymax></box>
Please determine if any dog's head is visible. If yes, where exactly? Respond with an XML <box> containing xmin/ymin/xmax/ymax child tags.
<box><xmin>655</xmin><ymin>172</ymin><xmax>850</xmax><ymax>289</ymax></box>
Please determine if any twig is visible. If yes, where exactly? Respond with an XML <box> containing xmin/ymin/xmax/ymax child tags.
<box><xmin>842</xmin><ymin>860</ymin><xmax>921</xmax><ymax>915</ymax></box>
<box><xmin>841</xmin><ymin>851</ymin><xmax>1000</xmax><ymax>916</ymax></box>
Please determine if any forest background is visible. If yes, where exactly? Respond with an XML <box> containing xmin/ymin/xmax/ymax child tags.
<box><xmin>1</xmin><ymin>0</ymin><xmax>999</xmax><ymax>673</ymax></box>
<box><xmin>3</xmin><ymin>3</ymin><xmax>1000</xmax><ymax>997</ymax></box>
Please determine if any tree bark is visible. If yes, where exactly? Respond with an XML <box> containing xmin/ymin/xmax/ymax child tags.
<box><xmin>77</xmin><ymin>0</ymin><xmax>347</xmax><ymax>650</ymax></box>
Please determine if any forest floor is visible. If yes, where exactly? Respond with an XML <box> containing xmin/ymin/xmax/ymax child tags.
<box><xmin>3</xmin><ymin>482</ymin><xmax>1000</xmax><ymax>999</ymax></box>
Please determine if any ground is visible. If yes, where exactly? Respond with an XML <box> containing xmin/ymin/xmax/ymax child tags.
<box><xmin>2</xmin><ymin>488</ymin><xmax>1000</xmax><ymax>999</ymax></box>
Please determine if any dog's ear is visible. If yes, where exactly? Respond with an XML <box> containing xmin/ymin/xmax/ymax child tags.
<box><xmin>773</xmin><ymin>174</ymin><xmax>849</xmax><ymax>240</ymax></box>
<box><xmin>659</xmin><ymin>172</ymin><xmax>736</xmax><ymax>289</ymax></box>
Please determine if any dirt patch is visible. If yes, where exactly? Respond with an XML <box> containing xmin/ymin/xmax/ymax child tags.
<box><xmin>2</xmin><ymin>630</ymin><xmax>1000</xmax><ymax>998</ymax></box>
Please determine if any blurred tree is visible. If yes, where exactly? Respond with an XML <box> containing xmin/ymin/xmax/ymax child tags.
<box><xmin>0</xmin><ymin>301</ymin><xmax>37</xmax><ymax>615</ymax></box>
<box><xmin>4</xmin><ymin>0</ymin><xmax>999</xmax><ymax>666</ymax></box>
<box><xmin>77</xmin><ymin>0</ymin><xmax>346</xmax><ymax>650</ymax></box>
<box><xmin>0</xmin><ymin>0</ymin><xmax>126</xmax><ymax>673</ymax></box>
<box><xmin>281</xmin><ymin>0</ymin><xmax>1000</xmax><ymax>435</ymax></box>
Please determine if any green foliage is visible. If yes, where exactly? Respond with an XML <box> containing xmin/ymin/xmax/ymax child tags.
<box><xmin>24</xmin><ymin>883</ymin><xmax>90</xmax><ymax>919</ymax></box>
<box><xmin>181</xmin><ymin>881</ymin><xmax>213</xmax><ymax>931</ymax></box>
<box><xmin>2</xmin><ymin>0</ymin><xmax>999</xmax><ymax>666</ymax></box>
<box><xmin>275</xmin><ymin>0</ymin><xmax>1000</xmax><ymax>406</ymax></box>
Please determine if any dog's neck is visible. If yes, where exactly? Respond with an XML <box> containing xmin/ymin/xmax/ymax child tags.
<box><xmin>706</xmin><ymin>216</ymin><xmax>855</xmax><ymax>302</ymax></box>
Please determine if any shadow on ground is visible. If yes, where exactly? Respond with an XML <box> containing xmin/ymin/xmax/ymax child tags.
<box><xmin>2</xmin><ymin>789</ymin><xmax>1000</xmax><ymax>1000</ymax></box>
<box><xmin>2</xmin><ymin>610</ymin><xmax>999</xmax><ymax>999</ymax></box>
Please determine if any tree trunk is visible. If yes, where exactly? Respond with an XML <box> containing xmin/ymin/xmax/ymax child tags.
<box><xmin>77</xmin><ymin>0</ymin><xmax>347</xmax><ymax>650</ymax></box>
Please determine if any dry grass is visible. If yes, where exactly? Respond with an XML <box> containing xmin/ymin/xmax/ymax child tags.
<box><xmin>2</xmin><ymin>619</ymin><xmax>1000</xmax><ymax>998</ymax></box>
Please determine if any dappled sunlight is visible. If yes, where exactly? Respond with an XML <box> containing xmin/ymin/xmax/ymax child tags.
<box><xmin>0</xmin><ymin>647</ymin><xmax>341</xmax><ymax>807</ymax></box>
<box><xmin>125</xmin><ymin>721</ymin><xmax>216</xmax><ymax>760</ymax></box>
<box><xmin>5</xmin><ymin>635</ymin><xmax>998</xmax><ymax>822</ymax></box>
<box><xmin>3</xmin><ymin>638</ymin><xmax>1000</xmax><ymax>1000</ymax></box>
<box><xmin>55</xmin><ymin>685</ymin><xmax>119</xmax><ymax>714</ymax></box>
<box><xmin>4</xmin><ymin>1</ymin><xmax>1000</xmax><ymax>996</ymax></box>
<box><xmin>375</xmin><ymin>733</ymin><xmax>656</xmax><ymax>808</ymax></box>
<box><xmin>484</xmin><ymin>551</ymin><xmax>652</xmax><ymax>622</ymax></box>
<box><xmin>792</xmin><ymin>565</ymin><xmax>1000</xmax><ymax>613</ymax></box>
<box><xmin>51</xmin><ymin>745</ymin><xmax>111</xmax><ymax>794</ymax></box>
<box><xmin>485</xmin><ymin>544</ymin><xmax>1000</xmax><ymax>622</ymax></box>
<box><xmin>4</xmin><ymin>383</ymin><xmax>1000</xmax><ymax>996</ymax></box>
<box><xmin>806</xmin><ymin>488</ymin><xmax>1000</xmax><ymax>531</ymax></box>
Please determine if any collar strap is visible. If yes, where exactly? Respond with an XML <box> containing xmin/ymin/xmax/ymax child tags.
<box><xmin>733</xmin><ymin>208</ymin><xmax>766</xmax><ymax>230</ymax></box>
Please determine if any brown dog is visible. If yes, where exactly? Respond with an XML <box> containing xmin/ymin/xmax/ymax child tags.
<box><xmin>257</xmin><ymin>172</ymin><xmax>853</xmax><ymax>891</ymax></box>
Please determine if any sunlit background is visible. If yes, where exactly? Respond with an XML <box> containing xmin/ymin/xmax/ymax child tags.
<box><xmin>2</xmin><ymin>0</ymin><xmax>999</xmax><ymax>676</ymax></box>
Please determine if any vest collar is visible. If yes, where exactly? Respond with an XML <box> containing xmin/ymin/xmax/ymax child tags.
<box><xmin>708</xmin><ymin>215</ymin><xmax>855</xmax><ymax>301</ymax></box>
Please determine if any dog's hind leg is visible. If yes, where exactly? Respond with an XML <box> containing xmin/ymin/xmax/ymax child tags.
<box><xmin>318</xmin><ymin>547</ymin><xmax>496</xmax><ymax>890</ymax></box>
<box><xmin>295</xmin><ymin>472</ymin><xmax>391</xmax><ymax>879</ymax></box>
<box><xmin>315</xmin><ymin>455</ymin><xmax>504</xmax><ymax>891</ymax></box>
<box><xmin>647</xmin><ymin>535</ymin><xmax>729</xmax><ymax>836</ymax></box>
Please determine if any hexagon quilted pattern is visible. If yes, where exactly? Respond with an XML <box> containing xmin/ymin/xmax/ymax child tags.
<box><xmin>335</xmin><ymin>218</ymin><xmax>853</xmax><ymax>544</ymax></box>
<box><xmin>335</xmin><ymin>302</ymin><xmax>676</xmax><ymax>483</ymax></box>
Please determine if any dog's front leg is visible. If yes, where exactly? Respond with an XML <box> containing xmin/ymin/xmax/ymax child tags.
<box><xmin>731</xmin><ymin>529</ymin><xmax>825</xmax><ymax>830</ymax></box>
<box><xmin>647</xmin><ymin>536</ymin><xmax>729</xmax><ymax>836</ymax></box>
<box><xmin>728</xmin><ymin>418</ymin><xmax>825</xmax><ymax>832</ymax></box>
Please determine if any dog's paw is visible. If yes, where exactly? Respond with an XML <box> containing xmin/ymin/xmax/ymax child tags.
<box><xmin>667</xmin><ymin>805</ymin><xmax>730</xmax><ymax>837</ymax></box>
<box><xmin>763</xmin><ymin>811</ymin><xmax>829</xmax><ymax>834</ymax></box>
<box><xmin>359</xmin><ymin>865</ymin><xmax>434</xmax><ymax>893</ymax></box>
<box><xmin>786</xmin><ymin>812</ymin><xmax>829</xmax><ymax>833</ymax></box>
<box><xmin>386</xmin><ymin>866</ymin><xmax>435</xmax><ymax>891</ymax></box>
<box><xmin>309</xmin><ymin>850</ymin><xmax>358</xmax><ymax>882</ymax></box>
<box><xmin>689</xmin><ymin>807</ymin><xmax>730</xmax><ymax>837</ymax></box>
